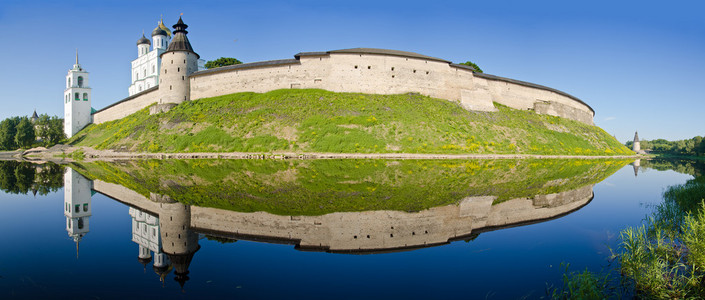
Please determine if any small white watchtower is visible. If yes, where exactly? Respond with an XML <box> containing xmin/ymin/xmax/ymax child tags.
<box><xmin>64</xmin><ymin>50</ymin><xmax>92</xmax><ymax>138</ymax></box>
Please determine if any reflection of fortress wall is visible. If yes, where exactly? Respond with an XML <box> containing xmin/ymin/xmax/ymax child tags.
<box><xmin>93</xmin><ymin>180</ymin><xmax>160</xmax><ymax>213</ymax></box>
<box><xmin>188</xmin><ymin>185</ymin><xmax>594</xmax><ymax>253</ymax></box>
<box><xmin>92</xmin><ymin>181</ymin><xmax>593</xmax><ymax>253</ymax></box>
<box><xmin>479</xmin><ymin>185</ymin><xmax>593</xmax><ymax>229</ymax></box>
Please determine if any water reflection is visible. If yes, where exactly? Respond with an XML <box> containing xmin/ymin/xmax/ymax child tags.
<box><xmin>63</xmin><ymin>168</ymin><xmax>92</xmax><ymax>257</ymax></box>
<box><xmin>57</xmin><ymin>159</ymin><xmax>630</xmax><ymax>288</ymax></box>
<box><xmin>0</xmin><ymin>161</ymin><xmax>64</xmax><ymax>195</ymax></box>
<box><xmin>129</xmin><ymin>207</ymin><xmax>172</xmax><ymax>284</ymax></box>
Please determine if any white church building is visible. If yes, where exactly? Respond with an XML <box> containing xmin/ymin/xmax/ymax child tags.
<box><xmin>64</xmin><ymin>17</ymin><xmax>204</xmax><ymax>138</ymax></box>
<box><xmin>129</xmin><ymin>18</ymin><xmax>205</xmax><ymax>96</ymax></box>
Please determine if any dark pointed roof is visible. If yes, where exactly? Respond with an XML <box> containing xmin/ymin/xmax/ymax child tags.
<box><xmin>31</xmin><ymin>110</ymin><xmax>38</xmax><ymax>120</ymax></box>
<box><xmin>634</xmin><ymin>131</ymin><xmax>639</xmax><ymax>142</ymax></box>
<box><xmin>162</xmin><ymin>16</ymin><xmax>199</xmax><ymax>58</ymax></box>
<box><xmin>137</xmin><ymin>34</ymin><xmax>151</xmax><ymax>46</ymax></box>
<box><xmin>166</xmin><ymin>244</ymin><xmax>200</xmax><ymax>288</ymax></box>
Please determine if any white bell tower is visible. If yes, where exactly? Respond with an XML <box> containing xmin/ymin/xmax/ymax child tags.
<box><xmin>64</xmin><ymin>50</ymin><xmax>92</xmax><ymax>138</ymax></box>
<box><xmin>64</xmin><ymin>168</ymin><xmax>93</xmax><ymax>258</ymax></box>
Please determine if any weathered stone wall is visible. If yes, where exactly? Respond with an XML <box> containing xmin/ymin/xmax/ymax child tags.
<box><xmin>94</xmin><ymin>49</ymin><xmax>594</xmax><ymax>125</ymax></box>
<box><xmin>189</xmin><ymin>51</ymin><xmax>594</xmax><ymax>124</ymax></box>
<box><xmin>93</xmin><ymin>87</ymin><xmax>159</xmax><ymax>124</ymax></box>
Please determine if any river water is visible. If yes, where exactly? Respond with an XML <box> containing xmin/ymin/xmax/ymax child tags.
<box><xmin>0</xmin><ymin>158</ymin><xmax>699</xmax><ymax>299</ymax></box>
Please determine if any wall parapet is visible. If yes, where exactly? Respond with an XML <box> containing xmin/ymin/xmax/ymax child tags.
<box><xmin>93</xmin><ymin>86</ymin><xmax>158</xmax><ymax>115</ymax></box>
<box><xmin>190</xmin><ymin>59</ymin><xmax>301</xmax><ymax>78</ymax></box>
<box><xmin>92</xmin><ymin>86</ymin><xmax>159</xmax><ymax>124</ymax></box>
<box><xmin>472</xmin><ymin>72</ymin><xmax>594</xmax><ymax>116</ymax></box>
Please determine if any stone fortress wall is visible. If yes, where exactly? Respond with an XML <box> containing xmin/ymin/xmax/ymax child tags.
<box><xmin>93</xmin><ymin>48</ymin><xmax>595</xmax><ymax>125</ymax></box>
<box><xmin>93</xmin><ymin>86</ymin><xmax>159</xmax><ymax>124</ymax></box>
<box><xmin>93</xmin><ymin>179</ymin><xmax>594</xmax><ymax>253</ymax></box>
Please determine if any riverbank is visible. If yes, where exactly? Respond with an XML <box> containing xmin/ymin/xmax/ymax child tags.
<box><xmin>20</xmin><ymin>145</ymin><xmax>641</xmax><ymax>162</ymax></box>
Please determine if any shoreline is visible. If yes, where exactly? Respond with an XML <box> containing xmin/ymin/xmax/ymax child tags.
<box><xmin>13</xmin><ymin>146</ymin><xmax>641</xmax><ymax>163</ymax></box>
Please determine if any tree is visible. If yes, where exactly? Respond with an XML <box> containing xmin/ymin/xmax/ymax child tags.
<box><xmin>205</xmin><ymin>57</ymin><xmax>243</xmax><ymax>69</ymax></box>
<box><xmin>459</xmin><ymin>61</ymin><xmax>483</xmax><ymax>73</ymax></box>
<box><xmin>36</xmin><ymin>114</ymin><xmax>65</xmax><ymax>147</ymax></box>
<box><xmin>0</xmin><ymin>117</ymin><xmax>20</xmax><ymax>150</ymax></box>
<box><xmin>14</xmin><ymin>117</ymin><xmax>35</xmax><ymax>148</ymax></box>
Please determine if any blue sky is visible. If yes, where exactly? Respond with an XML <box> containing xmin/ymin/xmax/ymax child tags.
<box><xmin>0</xmin><ymin>0</ymin><xmax>702</xmax><ymax>142</ymax></box>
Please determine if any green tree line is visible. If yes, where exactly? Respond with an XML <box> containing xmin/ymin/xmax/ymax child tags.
<box><xmin>626</xmin><ymin>136</ymin><xmax>705</xmax><ymax>157</ymax></box>
<box><xmin>0</xmin><ymin>114</ymin><xmax>64</xmax><ymax>150</ymax></box>
<box><xmin>0</xmin><ymin>161</ymin><xmax>65</xmax><ymax>195</ymax></box>
<box><xmin>205</xmin><ymin>57</ymin><xmax>242</xmax><ymax>69</ymax></box>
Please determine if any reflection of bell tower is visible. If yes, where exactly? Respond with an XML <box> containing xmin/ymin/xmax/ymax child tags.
<box><xmin>64</xmin><ymin>168</ymin><xmax>93</xmax><ymax>258</ymax></box>
<box><xmin>153</xmin><ymin>193</ymin><xmax>200</xmax><ymax>288</ymax></box>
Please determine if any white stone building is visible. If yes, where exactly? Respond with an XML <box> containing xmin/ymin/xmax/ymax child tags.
<box><xmin>63</xmin><ymin>51</ymin><xmax>92</xmax><ymax>138</ymax></box>
<box><xmin>129</xmin><ymin>19</ymin><xmax>205</xmax><ymax>96</ymax></box>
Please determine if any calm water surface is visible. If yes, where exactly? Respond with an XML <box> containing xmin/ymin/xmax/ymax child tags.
<box><xmin>0</xmin><ymin>158</ymin><xmax>699</xmax><ymax>299</ymax></box>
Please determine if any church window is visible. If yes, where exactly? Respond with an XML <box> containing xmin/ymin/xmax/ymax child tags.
<box><xmin>170</xmin><ymin>85</ymin><xmax>172</xmax><ymax>90</ymax></box>
<box><xmin>78</xmin><ymin>218</ymin><xmax>84</xmax><ymax>229</ymax></box>
<box><xmin>152</xmin><ymin>65</ymin><xmax>155</xmax><ymax>73</ymax></box>
<box><xmin>77</xmin><ymin>76</ymin><xmax>83</xmax><ymax>87</ymax></box>
<box><xmin>83</xmin><ymin>204</ymin><xmax>88</xmax><ymax>212</ymax></box>
<box><xmin>75</xmin><ymin>204</ymin><xmax>80</xmax><ymax>213</ymax></box>
<box><xmin>67</xmin><ymin>78</ymin><xmax>71</xmax><ymax>88</ymax></box>
<box><xmin>83</xmin><ymin>93</ymin><xmax>88</xmax><ymax>101</ymax></box>
<box><xmin>182</xmin><ymin>76</ymin><xmax>184</xmax><ymax>81</ymax></box>
<box><xmin>164</xmin><ymin>69</ymin><xmax>167</xmax><ymax>74</ymax></box>
<box><xmin>74</xmin><ymin>93</ymin><xmax>79</xmax><ymax>101</ymax></box>
<box><xmin>143</xmin><ymin>69</ymin><xmax>146</xmax><ymax>77</ymax></box>
<box><xmin>171</xmin><ymin>60</ymin><xmax>173</xmax><ymax>64</ymax></box>
<box><xmin>177</xmin><ymin>67</ymin><xmax>180</xmax><ymax>72</ymax></box>
<box><xmin>68</xmin><ymin>221</ymin><xmax>71</xmax><ymax>229</ymax></box>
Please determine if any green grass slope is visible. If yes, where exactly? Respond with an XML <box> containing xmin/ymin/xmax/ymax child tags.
<box><xmin>70</xmin><ymin>89</ymin><xmax>632</xmax><ymax>155</ymax></box>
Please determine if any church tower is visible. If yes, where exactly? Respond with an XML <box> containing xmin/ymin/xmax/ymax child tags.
<box><xmin>129</xmin><ymin>19</ymin><xmax>172</xmax><ymax>96</ymax></box>
<box><xmin>64</xmin><ymin>168</ymin><xmax>93</xmax><ymax>257</ymax></box>
<box><xmin>633</xmin><ymin>131</ymin><xmax>641</xmax><ymax>153</ymax></box>
<box><xmin>153</xmin><ymin>16</ymin><xmax>200</xmax><ymax>114</ymax></box>
<box><xmin>64</xmin><ymin>50</ymin><xmax>92</xmax><ymax>138</ymax></box>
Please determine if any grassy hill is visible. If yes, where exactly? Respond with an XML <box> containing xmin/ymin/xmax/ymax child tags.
<box><xmin>69</xmin><ymin>89</ymin><xmax>632</xmax><ymax>155</ymax></box>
